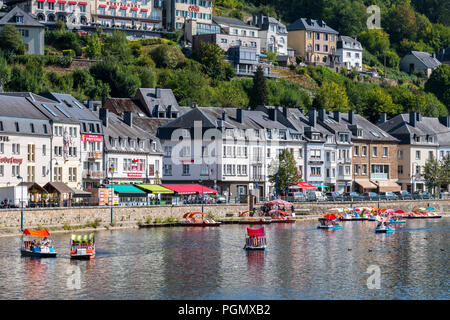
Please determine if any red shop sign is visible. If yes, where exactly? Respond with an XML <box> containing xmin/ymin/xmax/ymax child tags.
<box><xmin>127</xmin><ymin>172</ymin><xmax>142</xmax><ymax>177</ymax></box>
<box><xmin>188</xmin><ymin>5</ymin><xmax>199</xmax><ymax>12</ymax></box>
<box><xmin>81</xmin><ymin>134</ymin><xmax>103</xmax><ymax>142</ymax></box>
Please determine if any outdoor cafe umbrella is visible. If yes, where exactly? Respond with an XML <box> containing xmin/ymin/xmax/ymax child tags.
<box><xmin>264</xmin><ymin>199</ymin><xmax>292</xmax><ymax>206</ymax></box>
<box><xmin>426</xmin><ymin>207</ymin><xmax>435</xmax><ymax>211</ymax></box>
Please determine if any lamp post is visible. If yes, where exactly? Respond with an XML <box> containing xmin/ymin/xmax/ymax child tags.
<box><xmin>109</xmin><ymin>160</ymin><xmax>114</xmax><ymax>225</ymax></box>
<box><xmin>17</xmin><ymin>175</ymin><xmax>24</xmax><ymax>231</ymax></box>
<box><xmin>199</xmin><ymin>178</ymin><xmax>204</xmax><ymax>213</ymax></box>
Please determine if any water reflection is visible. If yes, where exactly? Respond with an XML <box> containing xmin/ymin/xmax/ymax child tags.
<box><xmin>0</xmin><ymin>218</ymin><xmax>448</xmax><ymax>300</ymax></box>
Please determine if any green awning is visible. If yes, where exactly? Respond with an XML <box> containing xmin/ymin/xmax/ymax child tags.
<box><xmin>136</xmin><ymin>185</ymin><xmax>174</xmax><ymax>194</ymax></box>
<box><xmin>104</xmin><ymin>185</ymin><xmax>147</xmax><ymax>197</ymax></box>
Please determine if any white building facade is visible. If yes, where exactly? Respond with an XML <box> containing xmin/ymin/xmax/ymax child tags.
<box><xmin>337</xmin><ymin>36</ymin><xmax>363</xmax><ymax>71</ymax></box>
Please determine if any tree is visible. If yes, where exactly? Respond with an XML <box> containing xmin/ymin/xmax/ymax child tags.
<box><xmin>425</xmin><ymin>64</ymin><xmax>450</xmax><ymax>109</ymax></box>
<box><xmin>269</xmin><ymin>149</ymin><xmax>300</xmax><ymax>196</ymax></box>
<box><xmin>102</xmin><ymin>31</ymin><xmax>134</xmax><ymax>64</ymax></box>
<box><xmin>423</xmin><ymin>154</ymin><xmax>441</xmax><ymax>193</ymax></box>
<box><xmin>191</xmin><ymin>41</ymin><xmax>235</xmax><ymax>82</ymax></box>
<box><xmin>85</xmin><ymin>33</ymin><xmax>102</xmax><ymax>59</ymax></box>
<box><xmin>249</xmin><ymin>66</ymin><xmax>268</xmax><ymax>108</ymax></box>
<box><xmin>150</xmin><ymin>43</ymin><xmax>184</xmax><ymax>69</ymax></box>
<box><xmin>358</xmin><ymin>29</ymin><xmax>390</xmax><ymax>56</ymax></box>
<box><xmin>363</xmin><ymin>87</ymin><xmax>401</xmax><ymax>122</ymax></box>
<box><xmin>314</xmin><ymin>81</ymin><xmax>350</xmax><ymax>111</ymax></box>
<box><xmin>212</xmin><ymin>80</ymin><xmax>249</xmax><ymax>108</ymax></box>
<box><xmin>385</xmin><ymin>4</ymin><xmax>418</xmax><ymax>43</ymax></box>
<box><xmin>440</xmin><ymin>155</ymin><xmax>450</xmax><ymax>189</ymax></box>
<box><xmin>0</xmin><ymin>25</ymin><xmax>26</xmax><ymax>55</ymax></box>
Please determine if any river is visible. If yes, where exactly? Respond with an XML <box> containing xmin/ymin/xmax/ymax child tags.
<box><xmin>0</xmin><ymin>218</ymin><xmax>448</xmax><ymax>300</ymax></box>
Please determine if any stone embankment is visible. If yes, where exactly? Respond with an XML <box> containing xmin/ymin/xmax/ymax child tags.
<box><xmin>0</xmin><ymin>200</ymin><xmax>448</xmax><ymax>235</ymax></box>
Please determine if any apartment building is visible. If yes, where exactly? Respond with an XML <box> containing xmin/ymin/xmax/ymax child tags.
<box><xmin>378</xmin><ymin>112</ymin><xmax>450</xmax><ymax>192</ymax></box>
<box><xmin>165</xmin><ymin>0</ymin><xmax>213</xmax><ymax>31</ymax></box>
<box><xmin>93</xmin><ymin>0</ymin><xmax>163</xmax><ymax>30</ymax></box>
<box><xmin>287</xmin><ymin>18</ymin><xmax>338</xmax><ymax>65</ymax></box>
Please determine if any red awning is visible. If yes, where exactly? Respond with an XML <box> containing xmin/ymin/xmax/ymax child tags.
<box><xmin>162</xmin><ymin>184</ymin><xmax>217</xmax><ymax>195</ymax></box>
<box><xmin>24</xmin><ymin>229</ymin><xmax>50</xmax><ymax>237</ymax></box>
<box><xmin>141</xmin><ymin>8</ymin><xmax>148</xmax><ymax>12</ymax></box>
<box><xmin>120</xmin><ymin>6</ymin><xmax>127</xmax><ymax>9</ymax></box>
<box><xmin>99</xmin><ymin>4</ymin><xmax>106</xmax><ymax>7</ymax></box>
<box><xmin>295</xmin><ymin>182</ymin><xmax>318</xmax><ymax>190</ymax></box>
<box><xmin>36</xmin><ymin>0</ymin><xmax>45</xmax><ymax>2</ymax></box>
<box><xmin>247</xmin><ymin>227</ymin><xmax>265</xmax><ymax>237</ymax></box>
<box><xmin>324</xmin><ymin>214</ymin><xmax>337</xmax><ymax>220</ymax></box>
<box><xmin>68</xmin><ymin>1</ymin><xmax>77</xmax><ymax>4</ymax></box>
<box><xmin>48</xmin><ymin>0</ymin><xmax>56</xmax><ymax>3</ymax></box>
<box><xmin>131</xmin><ymin>7</ymin><xmax>138</xmax><ymax>11</ymax></box>
<box><xmin>78</xmin><ymin>1</ymin><xmax>87</xmax><ymax>4</ymax></box>
<box><xmin>58</xmin><ymin>0</ymin><xmax>66</xmax><ymax>3</ymax></box>
<box><xmin>110</xmin><ymin>5</ymin><xmax>117</xmax><ymax>9</ymax></box>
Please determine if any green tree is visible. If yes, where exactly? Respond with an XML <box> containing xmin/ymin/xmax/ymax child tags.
<box><xmin>191</xmin><ymin>41</ymin><xmax>235</xmax><ymax>82</ymax></box>
<box><xmin>85</xmin><ymin>33</ymin><xmax>102</xmax><ymax>59</ymax></box>
<box><xmin>385</xmin><ymin>4</ymin><xmax>418</xmax><ymax>43</ymax></box>
<box><xmin>440</xmin><ymin>155</ymin><xmax>450</xmax><ymax>188</ymax></box>
<box><xmin>249</xmin><ymin>66</ymin><xmax>269</xmax><ymax>108</ymax></box>
<box><xmin>363</xmin><ymin>87</ymin><xmax>400</xmax><ymax>122</ymax></box>
<box><xmin>150</xmin><ymin>43</ymin><xmax>184</xmax><ymax>69</ymax></box>
<box><xmin>269</xmin><ymin>149</ymin><xmax>300</xmax><ymax>196</ymax></box>
<box><xmin>425</xmin><ymin>64</ymin><xmax>450</xmax><ymax>109</ymax></box>
<box><xmin>0</xmin><ymin>25</ymin><xmax>25</xmax><ymax>55</ymax></box>
<box><xmin>358</xmin><ymin>29</ymin><xmax>390</xmax><ymax>55</ymax></box>
<box><xmin>212</xmin><ymin>80</ymin><xmax>249</xmax><ymax>108</ymax></box>
<box><xmin>423</xmin><ymin>154</ymin><xmax>441</xmax><ymax>193</ymax></box>
<box><xmin>102</xmin><ymin>31</ymin><xmax>133</xmax><ymax>64</ymax></box>
<box><xmin>314</xmin><ymin>81</ymin><xmax>350</xmax><ymax>111</ymax></box>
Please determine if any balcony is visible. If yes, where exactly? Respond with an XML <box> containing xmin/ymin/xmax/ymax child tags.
<box><xmin>88</xmin><ymin>151</ymin><xmax>102</xmax><ymax>160</ymax></box>
<box><xmin>82</xmin><ymin>171</ymin><xmax>105</xmax><ymax>179</ymax></box>
<box><xmin>250</xmin><ymin>175</ymin><xmax>265</xmax><ymax>182</ymax></box>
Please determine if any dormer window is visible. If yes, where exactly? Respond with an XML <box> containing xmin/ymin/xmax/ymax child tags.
<box><xmin>15</xmin><ymin>16</ymin><xmax>23</xmax><ymax>23</ymax></box>
<box><xmin>339</xmin><ymin>133</ymin><xmax>349</xmax><ymax>143</ymax></box>
<box><xmin>312</xmin><ymin>133</ymin><xmax>321</xmax><ymax>140</ymax></box>
<box><xmin>357</xmin><ymin>129</ymin><xmax>363</xmax><ymax>137</ymax></box>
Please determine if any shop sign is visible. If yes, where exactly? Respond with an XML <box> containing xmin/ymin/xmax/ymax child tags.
<box><xmin>81</xmin><ymin>134</ymin><xmax>103</xmax><ymax>142</ymax></box>
<box><xmin>0</xmin><ymin>157</ymin><xmax>23</xmax><ymax>164</ymax></box>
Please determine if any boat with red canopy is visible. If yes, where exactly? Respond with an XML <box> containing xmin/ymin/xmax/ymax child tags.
<box><xmin>180</xmin><ymin>212</ymin><xmax>221</xmax><ymax>227</ymax></box>
<box><xmin>238</xmin><ymin>211</ymin><xmax>272</xmax><ymax>225</ymax></box>
<box><xmin>318</xmin><ymin>213</ymin><xmax>342</xmax><ymax>230</ymax></box>
<box><xmin>244</xmin><ymin>227</ymin><xmax>267</xmax><ymax>250</ymax></box>
<box><xmin>21</xmin><ymin>229</ymin><xmax>57</xmax><ymax>258</ymax></box>
<box><xmin>270</xmin><ymin>210</ymin><xmax>296</xmax><ymax>223</ymax></box>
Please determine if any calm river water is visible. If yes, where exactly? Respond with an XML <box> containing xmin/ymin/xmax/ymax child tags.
<box><xmin>0</xmin><ymin>218</ymin><xmax>448</xmax><ymax>300</ymax></box>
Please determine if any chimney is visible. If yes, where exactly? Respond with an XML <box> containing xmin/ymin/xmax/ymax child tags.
<box><xmin>155</xmin><ymin>88</ymin><xmax>161</xmax><ymax>99</ymax></box>
<box><xmin>379</xmin><ymin>113</ymin><xmax>387</xmax><ymax>124</ymax></box>
<box><xmin>333</xmin><ymin>111</ymin><xmax>340</xmax><ymax>123</ymax></box>
<box><xmin>318</xmin><ymin>109</ymin><xmax>325</xmax><ymax>121</ymax></box>
<box><xmin>409</xmin><ymin>112</ymin><xmax>416</xmax><ymax>127</ymax></box>
<box><xmin>222</xmin><ymin>112</ymin><xmax>227</xmax><ymax>121</ymax></box>
<box><xmin>236</xmin><ymin>109</ymin><xmax>244</xmax><ymax>123</ymax></box>
<box><xmin>101</xmin><ymin>95</ymin><xmax>107</xmax><ymax>108</ymax></box>
<box><xmin>308</xmin><ymin>108</ymin><xmax>316</xmax><ymax>127</ymax></box>
<box><xmin>282</xmin><ymin>107</ymin><xmax>287</xmax><ymax>118</ymax></box>
<box><xmin>348</xmin><ymin>110</ymin><xmax>354</xmax><ymax>125</ymax></box>
<box><xmin>124</xmin><ymin>111</ymin><xmax>133</xmax><ymax>127</ymax></box>
<box><xmin>217</xmin><ymin>120</ymin><xmax>224</xmax><ymax>128</ymax></box>
<box><xmin>438</xmin><ymin>115</ymin><xmax>450</xmax><ymax>128</ymax></box>
<box><xmin>99</xmin><ymin>108</ymin><xmax>108</xmax><ymax>128</ymax></box>
<box><xmin>268</xmin><ymin>108</ymin><xmax>277</xmax><ymax>121</ymax></box>
<box><xmin>166</xmin><ymin>105</ymin><xmax>172</xmax><ymax>118</ymax></box>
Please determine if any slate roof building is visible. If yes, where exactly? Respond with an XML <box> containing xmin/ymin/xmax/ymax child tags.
<box><xmin>400</xmin><ymin>51</ymin><xmax>441</xmax><ymax>77</ymax></box>
<box><xmin>0</xmin><ymin>6</ymin><xmax>44</xmax><ymax>55</ymax></box>
<box><xmin>378</xmin><ymin>112</ymin><xmax>450</xmax><ymax>192</ymax></box>
<box><xmin>336</xmin><ymin>36</ymin><xmax>363</xmax><ymax>71</ymax></box>
<box><xmin>251</xmin><ymin>14</ymin><xmax>288</xmax><ymax>56</ymax></box>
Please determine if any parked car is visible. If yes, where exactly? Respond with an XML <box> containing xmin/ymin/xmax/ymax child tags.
<box><xmin>379</xmin><ymin>192</ymin><xmax>399</xmax><ymax>201</ymax></box>
<box><xmin>288</xmin><ymin>192</ymin><xmax>307</xmax><ymax>202</ymax></box>
<box><xmin>413</xmin><ymin>191</ymin><xmax>432</xmax><ymax>200</ymax></box>
<box><xmin>362</xmin><ymin>192</ymin><xmax>379</xmax><ymax>201</ymax></box>
<box><xmin>325</xmin><ymin>192</ymin><xmax>344</xmax><ymax>201</ymax></box>
<box><xmin>394</xmin><ymin>190</ymin><xmax>412</xmax><ymax>200</ymax></box>
<box><xmin>306</xmin><ymin>190</ymin><xmax>327</xmax><ymax>201</ymax></box>
<box><xmin>215</xmin><ymin>194</ymin><xmax>227</xmax><ymax>203</ymax></box>
<box><xmin>343</xmin><ymin>192</ymin><xmax>364</xmax><ymax>201</ymax></box>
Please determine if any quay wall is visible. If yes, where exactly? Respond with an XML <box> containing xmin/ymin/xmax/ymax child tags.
<box><xmin>0</xmin><ymin>200</ymin><xmax>448</xmax><ymax>230</ymax></box>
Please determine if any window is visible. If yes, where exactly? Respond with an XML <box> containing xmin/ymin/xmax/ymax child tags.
<box><xmin>354</xmin><ymin>146</ymin><xmax>359</xmax><ymax>156</ymax></box>
<box><xmin>398</xmin><ymin>165</ymin><xmax>403</xmax><ymax>175</ymax></box>
<box><xmin>311</xmin><ymin>167</ymin><xmax>321</xmax><ymax>176</ymax></box>
<box><xmin>362</xmin><ymin>164</ymin><xmax>367</xmax><ymax>175</ymax></box>
<box><xmin>345</xmin><ymin>166</ymin><xmax>351</xmax><ymax>175</ymax></box>
<box><xmin>372</xmin><ymin>147</ymin><xmax>378</xmax><ymax>157</ymax></box>
<box><xmin>416</xmin><ymin>151</ymin><xmax>421</xmax><ymax>160</ymax></box>
<box><xmin>428</xmin><ymin>151</ymin><xmax>434</xmax><ymax>159</ymax></box>
<box><xmin>298</xmin><ymin>148</ymin><xmax>303</xmax><ymax>158</ymax></box>
<box><xmin>12</xmin><ymin>144</ymin><xmax>20</xmax><ymax>155</ymax></box>
<box><xmin>15</xmin><ymin>122</ymin><xmax>19</xmax><ymax>132</ymax></box>
<box><xmin>12</xmin><ymin>165</ymin><xmax>20</xmax><ymax>177</ymax></box>
<box><xmin>310</xmin><ymin>149</ymin><xmax>321</xmax><ymax>159</ymax></box>
<box><xmin>354</xmin><ymin>164</ymin><xmax>359</xmax><ymax>175</ymax></box>
<box><xmin>53</xmin><ymin>167</ymin><xmax>62</xmax><ymax>182</ymax></box>
<box><xmin>164</xmin><ymin>146</ymin><xmax>172</xmax><ymax>157</ymax></box>
<box><xmin>0</xmin><ymin>165</ymin><xmax>3</xmax><ymax>177</ymax></box>
<box><xmin>398</xmin><ymin>150</ymin><xmax>403</xmax><ymax>160</ymax></box>
<box><xmin>30</xmin><ymin>123</ymin><xmax>35</xmax><ymax>133</ymax></box>
<box><xmin>0</xmin><ymin>121</ymin><xmax>3</xmax><ymax>131</ymax></box>
<box><xmin>0</xmin><ymin>143</ymin><xmax>3</xmax><ymax>154</ymax></box>
<box><xmin>383</xmin><ymin>147</ymin><xmax>388</xmax><ymax>157</ymax></box>
<box><xmin>69</xmin><ymin>168</ymin><xmax>77</xmax><ymax>182</ymax></box>
<box><xmin>27</xmin><ymin>144</ymin><xmax>35</xmax><ymax>162</ymax></box>
<box><xmin>182</xmin><ymin>164</ymin><xmax>190</xmax><ymax>175</ymax></box>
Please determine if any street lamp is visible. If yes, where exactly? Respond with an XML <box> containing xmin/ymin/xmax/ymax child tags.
<box><xmin>17</xmin><ymin>175</ymin><xmax>24</xmax><ymax>231</ymax></box>
<box><xmin>199</xmin><ymin>178</ymin><xmax>204</xmax><ymax>213</ymax></box>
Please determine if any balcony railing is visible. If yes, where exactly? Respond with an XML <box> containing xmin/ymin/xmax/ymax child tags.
<box><xmin>250</xmin><ymin>175</ymin><xmax>265</xmax><ymax>182</ymax></box>
<box><xmin>88</xmin><ymin>151</ymin><xmax>102</xmax><ymax>159</ymax></box>
<box><xmin>371</xmin><ymin>173</ymin><xmax>388</xmax><ymax>180</ymax></box>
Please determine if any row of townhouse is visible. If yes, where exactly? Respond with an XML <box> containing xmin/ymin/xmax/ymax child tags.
<box><xmin>0</xmin><ymin>91</ymin><xmax>163</xmax><ymax>193</ymax></box>
<box><xmin>98</xmin><ymin>88</ymin><xmax>450</xmax><ymax>199</ymax></box>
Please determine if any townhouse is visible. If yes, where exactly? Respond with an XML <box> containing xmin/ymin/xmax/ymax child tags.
<box><xmin>0</xmin><ymin>95</ymin><xmax>52</xmax><ymax>187</ymax></box>
<box><xmin>378</xmin><ymin>112</ymin><xmax>450</xmax><ymax>192</ymax></box>
<box><xmin>97</xmin><ymin>109</ymin><xmax>163</xmax><ymax>185</ymax></box>
<box><xmin>165</xmin><ymin>0</ymin><xmax>213</xmax><ymax>32</ymax></box>
<box><xmin>287</xmin><ymin>18</ymin><xmax>339</xmax><ymax>66</ymax></box>
<box><xmin>251</xmin><ymin>14</ymin><xmax>288</xmax><ymax>56</ymax></box>
<box><xmin>336</xmin><ymin>36</ymin><xmax>363</xmax><ymax>71</ymax></box>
